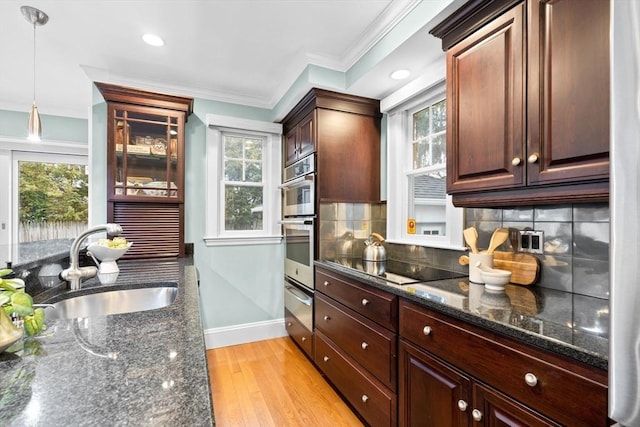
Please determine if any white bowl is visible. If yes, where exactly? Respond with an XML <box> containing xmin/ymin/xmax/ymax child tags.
<box><xmin>480</xmin><ymin>268</ymin><xmax>512</xmax><ymax>291</ymax></box>
<box><xmin>87</xmin><ymin>242</ymin><xmax>132</xmax><ymax>261</ymax></box>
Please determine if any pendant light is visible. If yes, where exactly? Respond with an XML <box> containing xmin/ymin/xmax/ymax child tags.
<box><xmin>21</xmin><ymin>5</ymin><xmax>48</xmax><ymax>142</ymax></box>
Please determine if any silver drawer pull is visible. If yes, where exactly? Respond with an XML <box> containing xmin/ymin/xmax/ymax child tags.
<box><xmin>472</xmin><ymin>409</ymin><xmax>482</xmax><ymax>421</ymax></box>
<box><xmin>423</xmin><ymin>326</ymin><xmax>432</xmax><ymax>335</ymax></box>
<box><xmin>323</xmin><ymin>315</ymin><xmax>330</xmax><ymax>321</ymax></box>
<box><xmin>323</xmin><ymin>356</ymin><xmax>329</xmax><ymax>362</ymax></box>
<box><xmin>361</xmin><ymin>298</ymin><xmax>369</xmax><ymax>306</ymax></box>
<box><xmin>524</xmin><ymin>372</ymin><xmax>538</xmax><ymax>387</ymax></box>
<box><xmin>361</xmin><ymin>395</ymin><xmax>369</xmax><ymax>403</ymax></box>
<box><xmin>361</xmin><ymin>342</ymin><xmax>369</xmax><ymax>350</ymax></box>
<box><xmin>457</xmin><ymin>400</ymin><xmax>468</xmax><ymax>411</ymax></box>
<box><xmin>323</xmin><ymin>281</ymin><xmax>329</xmax><ymax>286</ymax></box>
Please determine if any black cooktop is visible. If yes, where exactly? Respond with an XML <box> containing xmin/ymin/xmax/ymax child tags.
<box><xmin>325</xmin><ymin>258</ymin><xmax>465</xmax><ymax>285</ymax></box>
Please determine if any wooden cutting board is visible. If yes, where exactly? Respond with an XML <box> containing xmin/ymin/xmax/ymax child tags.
<box><xmin>459</xmin><ymin>251</ymin><xmax>540</xmax><ymax>286</ymax></box>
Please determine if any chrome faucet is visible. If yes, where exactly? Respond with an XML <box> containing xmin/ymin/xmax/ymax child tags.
<box><xmin>61</xmin><ymin>223</ymin><xmax>123</xmax><ymax>290</ymax></box>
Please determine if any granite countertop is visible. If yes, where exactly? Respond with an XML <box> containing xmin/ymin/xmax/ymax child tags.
<box><xmin>316</xmin><ymin>259</ymin><xmax>608</xmax><ymax>371</ymax></box>
<box><xmin>0</xmin><ymin>258</ymin><xmax>214</xmax><ymax>426</ymax></box>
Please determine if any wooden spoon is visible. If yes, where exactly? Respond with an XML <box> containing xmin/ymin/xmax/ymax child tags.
<box><xmin>458</xmin><ymin>255</ymin><xmax>469</xmax><ymax>265</ymax></box>
<box><xmin>487</xmin><ymin>227</ymin><xmax>509</xmax><ymax>255</ymax></box>
<box><xmin>463</xmin><ymin>227</ymin><xmax>479</xmax><ymax>254</ymax></box>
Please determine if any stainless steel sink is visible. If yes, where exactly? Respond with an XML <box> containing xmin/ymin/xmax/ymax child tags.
<box><xmin>45</xmin><ymin>285</ymin><xmax>178</xmax><ymax>320</ymax></box>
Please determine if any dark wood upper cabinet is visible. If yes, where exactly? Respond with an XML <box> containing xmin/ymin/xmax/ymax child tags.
<box><xmin>431</xmin><ymin>0</ymin><xmax>610</xmax><ymax>207</ymax></box>
<box><xmin>281</xmin><ymin>88</ymin><xmax>381</xmax><ymax>203</ymax></box>
<box><xmin>526</xmin><ymin>0</ymin><xmax>610</xmax><ymax>186</ymax></box>
<box><xmin>445</xmin><ymin>3</ymin><xmax>526</xmax><ymax>194</ymax></box>
<box><xmin>96</xmin><ymin>82</ymin><xmax>193</xmax><ymax>258</ymax></box>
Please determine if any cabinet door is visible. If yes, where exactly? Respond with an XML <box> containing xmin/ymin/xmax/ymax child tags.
<box><xmin>284</xmin><ymin>127</ymin><xmax>298</xmax><ymax>166</ymax></box>
<box><xmin>108</xmin><ymin>104</ymin><xmax>184</xmax><ymax>202</ymax></box>
<box><xmin>297</xmin><ymin>112</ymin><xmax>315</xmax><ymax>160</ymax></box>
<box><xmin>473</xmin><ymin>382</ymin><xmax>559</xmax><ymax>427</ymax></box>
<box><xmin>446</xmin><ymin>3</ymin><xmax>525</xmax><ymax>193</ymax></box>
<box><xmin>399</xmin><ymin>340</ymin><xmax>470</xmax><ymax>427</ymax></box>
<box><xmin>527</xmin><ymin>0</ymin><xmax>609</xmax><ymax>186</ymax></box>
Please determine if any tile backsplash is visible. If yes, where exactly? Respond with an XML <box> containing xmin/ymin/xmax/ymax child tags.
<box><xmin>319</xmin><ymin>202</ymin><xmax>609</xmax><ymax>300</ymax></box>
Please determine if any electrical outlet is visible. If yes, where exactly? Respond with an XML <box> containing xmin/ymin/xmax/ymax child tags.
<box><xmin>519</xmin><ymin>230</ymin><xmax>544</xmax><ymax>254</ymax></box>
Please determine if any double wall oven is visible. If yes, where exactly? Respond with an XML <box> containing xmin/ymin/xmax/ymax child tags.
<box><xmin>280</xmin><ymin>154</ymin><xmax>316</xmax><ymax>337</ymax></box>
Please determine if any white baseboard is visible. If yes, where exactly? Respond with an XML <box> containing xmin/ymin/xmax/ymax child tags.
<box><xmin>203</xmin><ymin>317</ymin><xmax>288</xmax><ymax>349</ymax></box>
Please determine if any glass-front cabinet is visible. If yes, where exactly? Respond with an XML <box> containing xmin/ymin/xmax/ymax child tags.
<box><xmin>109</xmin><ymin>105</ymin><xmax>184</xmax><ymax>202</ymax></box>
<box><xmin>96</xmin><ymin>82</ymin><xmax>193</xmax><ymax>258</ymax></box>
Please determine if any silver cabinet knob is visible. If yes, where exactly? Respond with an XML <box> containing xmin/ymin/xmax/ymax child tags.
<box><xmin>361</xmin><ymin>395</ymin><xmax>369</xmax><ymax>403</ymax></box>
<box><xmin>511</xmin><ymin>157</ymin><xmax>522</xmax><ymax>166</ymax></box>
<box><xmin>323</xmin><ymin>281</ymin><xmax>329</xmax><ymax>287</ymax></box>
<box><xmin>323</xmin><ymin>356</ymin><xmax>329</xmax><ymax>362</ymax></box>
<box><xmin>528</xmin><ymin>153</ymin><xmax>539</xmax><ymax>164</ymax></box>
<box><xmin>287</xmin><ymin>322</ymin><xmax>292</xmax><ymax>327</ymax></box>
<box><xmin>457</xmin><ymin>400</ymin><xmax>468</xmax><ymax>412</ymax></box>
<box><xmin>524</xmin><ymin>372</ymin><xmax>538</xmax><ymax>387</ymax></box>
<box><xmin>472</xmin><ymin>409</ymin><xmax>483</xmax><ymax>421</ymax></box>
<box><xmin>361</xmin><ymin>298</ymin><xmax>369</xmax><ymax>306</ymax></box>
<box><xmin>323</xmin><ymin>315</ymin><xmax>330</xmax><ymax>321</ymax></box>
<box><xmin>423</xmin><ymin>326</ymin><xmax>432</xmax><ymax>335</ymax></box>
<box><xmin>301</xmin><ymin>336</ymin><xmax>307</xmax><ymax>342</ymax></box>
<box><xmin>361</xmin><ymin>342</ymin><xmax>369</xmax><ymax>350</ymax></box>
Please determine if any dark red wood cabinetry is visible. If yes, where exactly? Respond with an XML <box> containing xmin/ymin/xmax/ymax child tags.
<box><xmin>281</xmin><ymin>88</ymin><xmax>381</xmax><ymax>203</ymax></box>
<box><xmin>96</xmin><ymin>82</ymin><xmax>193</xmax><ymax>258</ymax></box>
<box><xmin>432</xmin><ymin>0</ymin><xmax>610</xmax><ymax>207</ymax></box>
<box><xmin>314</xmin><ymin>267</ymin><xmax>398</xmax><ymax>427</ymax></box>
<box><xmin>399</xmin><ymin>299</ymin><xmax>608</xmax><ymax>426</ymax></box>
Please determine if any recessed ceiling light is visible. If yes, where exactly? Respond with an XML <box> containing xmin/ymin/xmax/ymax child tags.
<box><xmin>142</xmin><ymin>33</ymin><xmax>164</xmax><ymax>47</ymax></box>
<box><xmin>390</xmin><ymin>69</ymin><xmax>411</xmax><ymax>80</ymax></box>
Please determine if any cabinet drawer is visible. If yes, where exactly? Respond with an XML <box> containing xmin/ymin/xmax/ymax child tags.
<box><xmin>316</xmin><ymin>268</ymin><xmax>397</xmax><ymax>330</ymax></box>
<box><xmin>399</xmin><ymin>299</ymin><xmax>607</xmax><ymax>427</ymax></box>
<box><xmin>316</xmin><ymin>293</ymin><xmax>397</xmax><ymax>390</ymax></box>
<box><xmin>315</xmin><ymin>331</ymin><xmax>396</xmax><ymax>427</ymax></box>
<box><xmin>284</xmin><ymin>308</ymin><xmax>313</xmax><ymax>358</ymax></box>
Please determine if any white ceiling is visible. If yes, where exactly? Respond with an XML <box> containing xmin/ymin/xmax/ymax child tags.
<box><xmin>0</xmin><ymin>0</ymin><xmax>460</xmax><ymax>120</ymax></box>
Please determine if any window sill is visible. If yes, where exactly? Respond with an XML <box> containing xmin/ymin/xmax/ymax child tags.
<box><xmin>385</xmin><ymin>238</ymin><xmax>467</xmax><ymax>252</ymax></box>
<box><xmin>203</xmin><ymin>235</ymin><xmax>282</xmax><ymax>247</ymax></box>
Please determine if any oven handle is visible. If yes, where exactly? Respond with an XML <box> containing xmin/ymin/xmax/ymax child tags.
<box><xmin>278</xmin><ymin>219</ymin><xmax>314</xmax><ymax>225</ymax></box>
<box><xmin>279</xmin><ymin>174</ymin><xmax>313</xmax><ymax>189</ymax></box>
<box><xmin>285</xmin><ymin>285</ymin><xmax>312</xmax><ymax>306</ymax></box>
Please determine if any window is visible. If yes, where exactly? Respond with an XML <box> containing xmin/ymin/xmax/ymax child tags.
<box><xmin>223</xmin><ymin>133</ymin><xmax>264</xmax><ymax>231</ymax></box>
<box><xmin>386</xmin><ymin>82</ymin><xmax>464</xmax><ymax>249</ymax></box>
<box><xmin>205</xmin><ymin>114</ymin><xmax>282</xmax><ymax>246</ymax></box>
<box><xmin>0</xmin><ymin>141</ymin><xmax>88</xmax><ymax>264</ymax></box>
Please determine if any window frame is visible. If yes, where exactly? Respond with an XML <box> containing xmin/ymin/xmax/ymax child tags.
<box><xmin>385</xmin><ymin>82</ymin><xmax>465</xmax><ymax>250</ymax></box>
<box><xmin>205</xmin><ymin>114</ymin><xmax>282</xmax><ymax>246</ymax></box>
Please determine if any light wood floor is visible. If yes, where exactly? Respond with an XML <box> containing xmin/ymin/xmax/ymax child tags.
<box><xmin>207</xmin><ymin>337</ymin><xmax>364</xmax><ymax>427</ymax></box>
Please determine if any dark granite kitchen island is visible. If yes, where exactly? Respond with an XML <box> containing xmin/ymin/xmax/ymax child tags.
<box><xmin>0</xmin><ymin>257</ymin><xmax>214</xmax><ymax>426</ymax></box>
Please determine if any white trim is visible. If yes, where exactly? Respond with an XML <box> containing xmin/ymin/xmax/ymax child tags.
<box><xmin>205</xmin><ymin>116</ymin><xmax>282</xmax><ymax>245</ymax></box>
<box><xmin>0</xmin><ymin>137</ymin><xmax>88</xmax><ymax>156</ymax></box>
<box><xmin>204</xmin><ymin>235</ymin><xmax>282</xmax><ymax>246</ymax></box>
<box><xmin>386</xmin><ymin>82</ymin><xmax>464</xmax><ymax>251</ymax></box>
<box><xmin>203</xmin><ymin>318</ymin><xmax>288</xmax><ymax>349</ymax></box>
<box><xmin>206</xmin><ymin>114</ymin><xmax>282</xmax><ymax>134</ymax></box>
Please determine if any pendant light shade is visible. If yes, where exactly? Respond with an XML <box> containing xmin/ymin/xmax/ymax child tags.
<box><xmin>21</xmin><ymin>5</ymin><xmax>48</xmax><ymax>142</ymax></box>
<box><xmin>27</xmin><ymin>101</ymin><xmax>42</xmax><ymax>141</ymax></box>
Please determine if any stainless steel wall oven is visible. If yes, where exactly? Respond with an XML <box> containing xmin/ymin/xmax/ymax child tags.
<box><xmin>281</xmin><ymin>154</ymin><xmax>316</xmax><ymax>348</ymax></box>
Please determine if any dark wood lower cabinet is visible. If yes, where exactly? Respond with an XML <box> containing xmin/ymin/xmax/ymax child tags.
<box><xmin>399</xmin><ymin>340</ymin><xmax>558</xmax><ymax>427</ymax></box>
<box><xmin>399</xmin><ymin>340</ymin><xmax>470</xmax><ymax>427</ymax></box>
<box><xmin>284</xmin><ymin>308</ymin><xmax>313</xmax><ymax>358</ymax></box>
<box><xmin>315</xmin><ymin>331</ymin><xmax>397</xmax><ymax>427</ymax></box>
<box><xmin>399</xmin><ymin>299</ymin><xmax>607</xmax><ymax>427</ymax></box>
